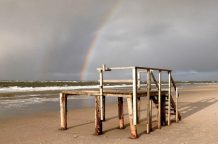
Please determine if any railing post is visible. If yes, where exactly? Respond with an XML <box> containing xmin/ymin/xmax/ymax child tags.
<box><xmin>158</xmin><ymin>70</ymin><xmax>162</xmax><ymax>129</ymax></box>
<box><xmin>137</xmin><ymin>71</ymin><xmax>141</xmax><ymax>89</ymax></box>
<box><xmin>147</xmin><ymin>69</ymin><xmax>151</xmax><ymax>133</ymax></box>
<box><xmin>176</xmin><ymin>88</ymin><xmax>179</xmax><ymax>123</ymax></box>
<box><xmin>132</xmin><ymin>67</ymin><xmax>138</xmax><ymax>125</ymax></box>
<box><xmin>168</xmin><ymin>71</ymin><xmax>171</xmax><ymax>126</ymax></box>
<box><xmin>99</xmin><ymin>65</ymin><xmax>105</xmax><ymax>121</ymax></box>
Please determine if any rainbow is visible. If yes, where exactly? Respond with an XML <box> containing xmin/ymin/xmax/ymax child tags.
<box><xmin>80</xmin><ymin>0</ymin><xmax>122</xmax><ymax>81</ymax></box>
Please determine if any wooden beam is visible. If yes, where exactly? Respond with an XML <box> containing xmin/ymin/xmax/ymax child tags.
<box><xmin>176</xmin><ymin>88</ymin><xmax>179</xmax><ymax>122</ymax></box>
<box><xmin>161</xmin><ymin>95</ymin><xmax>167</xmax><ymax>126</ymax></box>
<box><xmin>127</xmin><ymin>97</ymin><xmax>138</xmax><ymax>139</ymax></box>
<box><xmin>132</xmin><ymin>67</ymin><xmax>138</xmax><ymax>125</ymax></box>
<box><xmin>147</xmin><ymin>69</ymin><xmax>151</xmax><ymax>133</ymax></box>
<box><xmin>158</xmin><ymin>71</ymin><xmax>162</xmax><ymax>129</ymax></box>
<box><xmin>151</xmin><ymin>71</ymin><xmax>159</xmax><ymax>90</ymax></box>
<box><xmin>99</xmin><ymin>69</ymin><xmax>105</xmax><ymax>121</ymax></box>
<box><xmin>118</xmin><ymin>97</ymin><xmax>124</xmax><ymax>129</ymax></box>
<box><xmin>110</xmin><ymin>66</ymin><xmax>135</xmax><ymax>70</ymax></box>
<box><xmin>136</xmin><ymin>66</ymin><xmax>171</xmax><ymax>72</ymax></box>
<box><xmin>104</xmin><ymin>66</ymin><xmax>171</xmax><ymax>72</ymax></box>
<box><xmin>168</xmin><ymin>72</ymin><xmax>171</xmax><ymax>126</ymax></box>
<box><xmin>170</xmin><ymin>74</ymin><xmax>177</xmax><ymax>92</ymax></box>
<box><xmin>137</xmin><ymin>97</ymin><xmax>141</xmax><ymax>124</ymax></box>
<box><xmin>101</xmin><ymin>79</ymin><xmax>133</xmax><ymax>83</ymax></box>
<box><xmin>95</xmin><ymin>95</ymin><xmax>102</xmax><ymax>135</ymax></box>
<box><xmin>150</xmin><ymin>99</ymin><xmax>152</xmax><ymax>130</ymax></box>
<box><xmin>137</xmin><ymin>72</ymin><xmax>141</xmax><ymax>89</ymax></box>
<box><xmin>60</xmin><ymin>93</ymin><xmax>67</xmax><ymax>130</ymax></box>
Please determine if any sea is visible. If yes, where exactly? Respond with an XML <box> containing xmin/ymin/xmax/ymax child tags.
<box><xmin>0</xmin><ymin>81</ymin><xmax>125</xmax><ymax>119</ymax></box>
<box><xmin>0</xmin><ymin>80</ymin><xmax>217</xmax><ymax>119</ymax></box>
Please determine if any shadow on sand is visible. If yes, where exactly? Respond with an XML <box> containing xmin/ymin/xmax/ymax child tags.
<box><xmin>179</xmin><ymin>97</ymin><xmax>218</xmax><ymax>119</ymax></box>
<box><xmin>66</xmin><ymin>97</ymin><xmax>218</xmax><ymax>137</ymax></box>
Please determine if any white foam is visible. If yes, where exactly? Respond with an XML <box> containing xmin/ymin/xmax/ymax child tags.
<box><xmin>0</xmin><ymin>97</ymin><xmax>59</xmax><ymax>109</ymax></box>
<box><xmin>0</xmin><ymin>84</ymin><xmax>134</xmax><ymax>93</ymax></box>
<box><xmin>0</xmin><ymin>85</ymin><xmax>131</xmax><ymax>109</ymax></box>
<box><xmin>0</xmin><ymin>85</ymin><xmax>99</xmax><ymax>93</ymax></box>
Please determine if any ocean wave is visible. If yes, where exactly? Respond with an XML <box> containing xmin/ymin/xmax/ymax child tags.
<box><xmin>0</xmin><ymin>85</ymin><xmax>99</xmax><ymax>93</ymax></box>
<box><xmin>0</xmin><ymin>84</ymin><xmax>134</xmax><ymax>93</ymax></box>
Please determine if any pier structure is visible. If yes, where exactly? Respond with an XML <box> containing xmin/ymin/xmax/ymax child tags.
<box><xmin>59</xmin><ymin>65</ymin><xmax>181</xmax><ymax>138</ymax></box>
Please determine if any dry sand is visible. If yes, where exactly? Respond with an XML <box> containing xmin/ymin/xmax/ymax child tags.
<box><xmin>1</xmin><ymin>84</ymin><xmax>218</xmax><ymax>144</ymax></box>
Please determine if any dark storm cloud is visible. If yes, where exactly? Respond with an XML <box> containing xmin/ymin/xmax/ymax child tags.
<box><xmin>0</xmin><ymin>0</ymin><xmax>118</xmax><ymax>80</ymax></box>
<box><xmin>86</xmin><ymin>0</ymin><xmax>218</xmax><ymax>80</ymax></box>
<box><xmin>0</xmin><ymin>0</ymin><xmax>218</xmax><ymax>81</ymax></box>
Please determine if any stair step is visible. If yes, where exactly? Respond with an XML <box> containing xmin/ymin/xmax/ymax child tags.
<box><xmin>165</xmin><ymin>109</ymin><xmax>175</xmax><ymax>111</ymax></box>
<box><xmin>165</xmin><ymin>104</ymin><xmax>173</xmax><ymax>106</ymax></box>
<box><xmin>166</xmin><ymin>113</ymin><xmax>176</xmax><ymax>115</ymax></box>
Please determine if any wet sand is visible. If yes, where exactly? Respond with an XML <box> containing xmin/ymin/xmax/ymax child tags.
<box><xmin>1</xmin><ymin>84</ymin><xmax>218</xmax><ymax>144</ymax></box>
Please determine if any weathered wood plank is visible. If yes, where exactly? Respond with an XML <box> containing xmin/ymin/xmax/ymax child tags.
<box><xmin>147</xmin><ymin>70</ymin><xmax>151</xmax><ymax>134</ymax></box>
<box><xmin>60</xmin><ymin>93</ymin><xmax>67</xmax><ymax>130</ymax></box>
<box><xmin>62</xmin><ymin>89</ymin><xmax>168</xmax><ymax>97</ymax></box>
<box><xmin>95</xmin><ymin>95</ymin><xmax>102</xmax><ymax>135</ymax></box>
<box><xmin>102</xmin><ymin>79</ymin><xmax>133</xmax><ymax>83</ymax></box>
<box><xmin>118</xmin><ymin>97</ymin><xmax>124</xmax><ymax>129</ymax></box>
<box><xmin>176</xmin><ymin>88</ymin><xmax>179</xmax><ymax>122</ymax></box>
<box><xmin>127</xmin><ymin>97</ymin><xmax>138</xmax><ymax>139</ymax></box>
<box><xmin>137</xmin><ymin>72</ymin><xmax>141</xmax><ymax>89</ymax></box>
<box><xmin>132</xmin><ymin>68</ymin><xmax>138</xmax><ymax>125</ymax></box>
<box><xmin>158</xmin><ymin>71</ymin><xmax>162</xmax><ymax>129</ymax></box>
<box><xmin>99</xmin><ymin>69</ymin><xmax>105</xmax><ymax>121</ymax></box>
<box><xmin>161</xmin><ymin>95</ymin><xmax>167</xmax><ymax>126</ymax></box>
<box><xmin>150</xmin><ymin>99</ymin><xmax>152</xmax><ymax>131</ymax></box>
<box><xmin>137</xmin><ymin>97</ymin><xmax>141</xmax><ymax>124</ymax></box>
<box><xmin>151</xmin><ymin>71</ymin><xmax>159</xmax><ymax>89</ymax></box>
<box><xmin>168</xmin><ymin>72</ymin><xmax>171</xmax><ymax>126</ymax></box>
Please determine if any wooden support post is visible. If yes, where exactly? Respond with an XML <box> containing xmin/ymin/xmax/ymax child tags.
<box><xmin>147</xmin><ymin>69</ymin><xmax>151</xmax><ymax>133</ymax></box>
<box><xmin>60</xmin><ymin>93</ymin><xmax>67</xmax><ymax>130</ymax></box>
<box><xmin>137</xmin><ymin>72</ymin><xmax>141</xmax><ymax>89</ymax></box>
<box><xmin>137</xmin><ymin>97</ymin><xmax>141</xmax><ymax>124</ymax></box>
<box><xmin>102</xmin><ymin>96</ymin><xmax>105</xmax><ymax>121</ymax></box>
<box><xmin>132</xmin><ymin>67</ymin><xmax>138</xmax><ymax>125</ymax></box>
<box><xmin>158</xmin><ymin>71</ymin><xmax>162</xmax><ymax>129</ymax></box>
<box><xmin>176</xmin><ymin>88</ymin><xmax>179</xmax><ymax>123</ymax></box>
<box><xmin>99</xmin><ymin>69</ymin><xmax>105</xmax><ymax>121</ymax></box>
<box><xmin>168</xmin><ymin>72</ymin><xmax>171</xmax><ymax>126</ymax></box>
<box><xmin>118</xmin><ymin>97</ymin><xmax>124</xmax><ymax>129</ymax></box>
<box><xmin>150</xmin><ymin>98</ymin><xmax>152</xmax><ymax>130</ymax></box>
<box><xmin>127</xmin><ymin>97</ymin><xmax>138</xmax><ymax>139</ymax></box>
<box><xmin>161</xmin><ymin>95</ymin><xmax>167</xmax><ymax>126</ymax></box>
<box><xmin>95</xmin><ymin>95</ymin><xmax>102</xmax><ymax>135</ymax></box>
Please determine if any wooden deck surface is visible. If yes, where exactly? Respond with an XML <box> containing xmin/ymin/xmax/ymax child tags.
<box><xmin>62</xmin><ymin>88</ymin><xmax>168</xmax><ymax>98</ymax></box>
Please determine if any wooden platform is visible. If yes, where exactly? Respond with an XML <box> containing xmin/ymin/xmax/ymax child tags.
<box><xmin>62</xmin><ymin>88</ymin><xmax>168</xmax><ymax>98</ymax></box>
<box><xmin>59</xmin><ymin>65</ymin><xmax>181</xmax><ymax>139</ymax></box>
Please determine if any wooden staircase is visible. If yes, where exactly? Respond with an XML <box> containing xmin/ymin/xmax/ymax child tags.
<box><xmin>151</xmin><ymin>93</ymin><xmax>181</xmax><ymax>125</ymax></box>
<box><xmin>167</xmin><ymin>95</ymin><xmax>181</xmax><ymax>120</ymax></box>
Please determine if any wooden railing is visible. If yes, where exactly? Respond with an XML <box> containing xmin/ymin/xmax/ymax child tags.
<box><xmin>97</xmin><ymin>64</ymin><xmax>181</xmax><ymax>133</ymax></box>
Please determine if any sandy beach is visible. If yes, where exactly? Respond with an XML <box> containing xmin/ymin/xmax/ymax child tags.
<box><xmin>1</xmin><ymin>84</ymin><xmax>218</xmax><ymax>144</ymax></box>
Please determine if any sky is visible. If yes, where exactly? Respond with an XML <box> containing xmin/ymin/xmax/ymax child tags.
<box><xmin>0</xmin><ymin>0</ymin><xmax>218</xmax><ymax>81</ymax></box>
